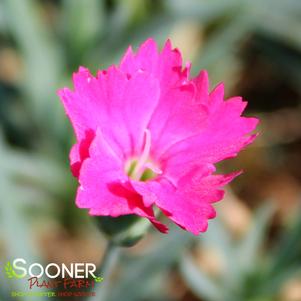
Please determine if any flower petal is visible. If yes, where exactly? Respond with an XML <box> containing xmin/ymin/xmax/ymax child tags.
<box><xmin>148</xmin><ymin>83</ymin><xmax>208</xmax><ymax>157</ymax></box>
<box><xmin>134</xmin><ymin>165</ymin><xmax>240</xmax><ymax>235</ymax></box>
<box><xmin>120</xmin><ymin>39</ymin><xmax>186</xmax><ymax>93</ymax></box>
<box><xmin>76</xmin><ymin>129</ymin><xmax>167</xmax><ymax>232</ymax></box>
<box><xmin>161</xmin><ymin>84</ymin><xmax>259</xmax><ymax>182</ymax></box>
<box><xmin>70</xmin><ymin>129</ymin><xmax>95</xmax><ymax>178</ymax></box>
<box><xmin>59</xmin><ymin>66</ymin><xmax>160</xmax><ymax>169</ymax></box>
<box><xmin>193</xmin><ymin>70</ymin><xmax>209</xmax><ymax>104</ymax></box>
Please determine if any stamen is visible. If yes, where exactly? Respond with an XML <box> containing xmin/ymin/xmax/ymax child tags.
<box><xmin>125</xmin><ymin>130</ymin><xmax>160</xmax><ymax>181</ymax></box>
<box><xmin>144</xmin><ymin>162</ymin><xmax>162</xmax><ymax>175</ymax></box>
<box><xmin>132</xmin><ymin>129</ymin><xmax>152</xmax><ymax>180</ymax></box>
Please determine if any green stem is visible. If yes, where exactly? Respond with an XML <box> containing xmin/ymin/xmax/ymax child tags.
<box><xmin>99</xmin><ymin>241</ymin><xmax>119</xmax><ymax>277</ymax></box>
<box><xmin>90</xmin><ymin>241</ymin><xmax>120</xmax><ymax>301</ymax></box>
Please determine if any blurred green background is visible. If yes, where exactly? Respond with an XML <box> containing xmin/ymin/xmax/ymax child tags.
<box><xmin>0</xmin><ymin>0</ymin><xmax>301</xmax><ymax>300</ymax></box>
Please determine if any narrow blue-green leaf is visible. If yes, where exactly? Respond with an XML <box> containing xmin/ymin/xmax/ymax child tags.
<box><xmin>2</xmin><ymin>0</ymin><xmax>63</xmax><ymax>136</ymax></box>
<box><xmin>238</xmin><ymin>202</ymin><xmax>275</xmax><ymax>272</ymax></box>
<box><xmin>180</xmin><ymin>254</ymin><xmax>224</xmax><ymax>301</ymax></box>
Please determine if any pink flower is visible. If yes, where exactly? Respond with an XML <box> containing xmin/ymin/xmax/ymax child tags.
<box><xmin>58</xmin><ymin>38</ymin><xmax>258</xmax><ymax>235</ymax></box>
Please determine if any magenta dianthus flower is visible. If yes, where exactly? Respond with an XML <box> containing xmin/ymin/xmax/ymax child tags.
<box><xmin>58</xmin><ymin>38</ymin><xmax>258</xmax><ymax>235</ymax></box>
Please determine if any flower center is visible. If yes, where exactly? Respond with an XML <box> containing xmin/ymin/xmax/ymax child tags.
<box><xmin>125</xmin><ymin>129</ymin><xmax>161</xmax><ymax>181</ymax></box>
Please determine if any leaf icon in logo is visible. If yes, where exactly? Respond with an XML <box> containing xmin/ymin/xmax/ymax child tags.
<box><xmin>5</xmin><ymin>262</ymin><xmax>15</xmax><ymax>279</ymax></box>
<box><xmin>4</xmin><ymin>262</ymin><xmax>23</xmax><ymax>279</ymax></box>
<box><xmin>93</xmin><ymin>276</ymin><xmax>104</xmax><ymax>283</ymax></box>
